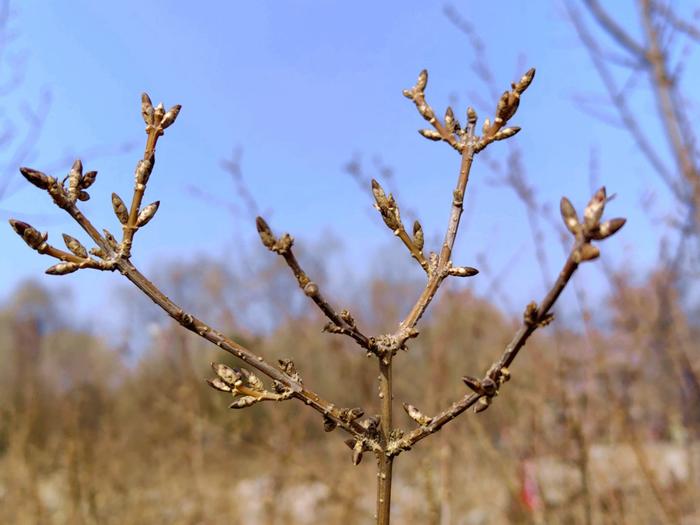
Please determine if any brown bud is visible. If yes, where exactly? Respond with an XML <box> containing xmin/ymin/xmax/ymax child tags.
<box><xmin>590</xmin><ymin>218</ymin><xmax>626</xmax><ymax>240</ymax></box>
<box><xmin>481</xmin><ymin>378</ymin><xmax>497</xmax><ymax>397</ymax></box>
<box><xmin>77</xmin><ymin>191</ymin><xmax>90</xmax><ymax>201</ymax></box>
<box><xmin>352</xmin><ymin>440</ymin><xmax>364</xmax><ymax>466</ymax></box>
<box><xmin>419</xmin><ymin>129</ymin><xmax>442</xmax><ymax>141</ymax></box>
<box><xmin>62</xmin><ymin>234</ymin><xmax>88</xmax><ymax>258</ymax></box>
<box><xmin>103</xmin><ymin>229</ymin><xmax>120</xmax><ymax>251</ymax></box>
<box><xmin>474</xmin><ymin>396</ymin><xmax>491</xmax><ymax>413</ymax></box>
<box><xmin>80</xmin><ymin>170</ymin><xmax>98</xmax><ymax>189</ymax></box>
<box><xmin>403</xmin><ymin>403</ymin><xmax>432</xmax><ymax>426</ymax></box>
<box><xmin>584</xmin><ymin>186</ymin><xmax>606</xmax><ymax>229</ymax></box>
<box><xmin>444</xmin><ymin>106</ymin><xmax>456</xmax><ymax>133</ymax></box>
<box><xmin>111</xmin><ymin>193</ymin><xmax>129</xmax><ymax>225</ymax></box>
<box><xmin>9</xmin><ymin>219</ymin><xmax>46</xmax><ymax>250</ymax></box>
<box><xmin>154</xmin><ymin>102</ymin><xmax>165</xmax><ymax>124</ymax></box>
<box><xmin>229</xmin><ymin>396</ymin><xmax>257</xmax><ymax>409</ymax></box>
<box><xmin>303</xmin><ymin>282</ymin><xmax>319</xmax><ymax>297</ymax></box>
<box><xmin>136</xmin><ymin>201</ymin><xmax>160</xmax><ymax>227</ymax></box>
<box><xmin>493</xmin><ymin>127</ymin><xmax>521</xmax><ymax>141</ymax></box>
<box><xmin>515</xmin><ymin>68</ymin><xmax>536</xmax><ymax>94</ymax></box>
<box><xmin>523</xmin><ymin>301</ymin><xmax>539</xmax><ymax>325</ymax></box>
<box><xmin>90</xmin><ymin>247</ymin><xmax>106</xmax><ymax>259</ymax></box>
<box><xmin>68</xmin><ymin>160</ymin><xmax>82</xmax><ymax>198</ymax></box>
<box><xmin>323</xmin><ymin>415</ymin><xmax>337</xmax><ymax>432</ymax></box>
<box><xmin>45</xmin><ymin>262</ymin><xmax>79</xmax><ymax>276</ymax></box>
<box><xmin>448</xmin><ymin>266</ymin><xmax>479</xmax><ymax>277</ymax></box>
<box><xmin>141</xmin><ymin>93</ymin><xmax>154</xmax><ymax>125</ymax></box>
<box><xmin>255</xmin><ymin>216</ymin><xmax>276</xmax><ymax>249</ymax></box>
<box><xmin>560</xmin><ymin>197</ymin><xmax>580</xmax><ymax>234</ymax></box>
<box><xmin>135</xmin><ymin>157</ymin><xmax>154</xmax><ymax>185</ymax></box>
<box><xmin>462</xmin><ymin>376</ymin><xmax>483</xmax><ymax>395</ymax></box>
<box><xmin>467</xmin><ymin>106</ymin><xmax>477</xmax><ymax>125</ymax></box>
<box><xmin>19</xmin><ymin>167</ymin><xmax>52</xmax><ymax>190</ymax></box>
<box><xmin>413</xmin><ymin>220</ymin><xmax>424</xmax><ymax>251</ymax></box>
<box><xmin>239</xmin><ymin>368</ymin><xmax>264</xmax><ymax>391</ymax></box>
<box><xmin>482</xmin><ymin>118</ymin><xmax>491</xmax><ymax>136</ymax></box>
<box><xmin>211</xmin><ymin>362</ymin><xmax>241</xmax><ymax>386</ymax></box>
<box><xmin>160</xmin><ymin>104</ymin><xmax>182</xmax><ymax>129</ymax></box>
<box><xmin>416</xmin><ymin>69</ymin><xmax>428</xmax><ymax>92</ymax></box>
<box><xmin>576</xmin><ymin>243</ymin><xmax>600</xmax><ymax>262</ymax></box>
<box><xmin>207</xmin><ymin>377</ymin><xmax>232</xmax><ymax>392</ymax></box>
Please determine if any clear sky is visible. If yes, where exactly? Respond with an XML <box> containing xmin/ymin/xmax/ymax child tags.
<box><xmin>0</xmin><ymin>1</ymin><xmax>694</xmax><ymax>325</ymax></box>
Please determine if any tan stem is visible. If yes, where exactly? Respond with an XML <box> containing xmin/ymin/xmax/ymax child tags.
<box><xmin>376</xmin><ymin>356</ymin><xmax>394</xmax><ymax>525</ymax></box>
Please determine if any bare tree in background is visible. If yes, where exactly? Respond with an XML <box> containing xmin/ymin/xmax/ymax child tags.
<box><xmin>568</xmin><ymin>0</ymin><xmax>700</xmax><ymax>439</ymax></box>
<box><xmin>7</xmin><ymin>56</ymin><xmax>626</xmax><ymax>524</ymax></box>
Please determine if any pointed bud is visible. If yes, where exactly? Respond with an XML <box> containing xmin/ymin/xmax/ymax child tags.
<box><xmin>467</xmin><ymin>106</ymin><xmax>477</xmax><ymax>126</ymax></box>
<box><xmin>403</xmin><ymin>403</ymin><xmax>432</xmax><ymax>426</ymax></box>
<box><xmin>90</xmin><ymin>247</ymin><xmax>106</xmax><ymax>259</ymax></box>
<box><xmin>77</xmin><ymin>190</ymin><xmax>90</xmax><ymax>201</ymax></box>
<box><xmin>46</xmin><ymin>262</ymin><xmax>79</xmax><ymax>276</ymax></box>
<box><xmin>448</xmin><ymin>266</ymin><xmax>479</xmax><ymax>277</ymax></box>
<box><xmin>207</xmin><ymin>377</ymin><xmax>232</xmax><ymax>392</ymax></box>
<box><xmin>560</xmin><ymin>197</ymin><xmax>580</xmax><ymax>234</ymax></box>
<box><xmin>141</xmin><ymin>93</ymin><xmax>154</xmax><ymax>125</ymax></box>
<box><xmin>352</xmin><ymin>440</ymin><xmax>364</xmax><ymax>466</ymax></box>
<box><xmin>19</xmin><ymin>167</ymin><xmax>52</xmax><ymax>190</ymax></box>
<box><xmin>412</xmin><ymin>220</ymin><xmax>424</xmax><ymax>251</ymax></box>
<box><xmin>255</xmin><ymin>216</ymin><xmax>276</xmax><ymax>249</ymax></box>
<box><xmin>103</xmin><ymin>229</ymin><xmax>120</xmax><ymax>251</ymax></box>
<box><xmin>493</xmin><ymin>127</ymin><xmax>521</xmax><ymax>141</ymax></box>
<box><xmin>111</xmin><ymin>193</ymin><xmax>129</xmax><ymax>225</ymax></box>
<box><xmin>371</xmin><ymin>178</ymin><xmax>387</xmax><ymax>207</ymax></box>
<box><xmin>62</xmin><ymin>234</ymin><xmax>88</xmax><ymax>258</ymax></box>
<box><xmin>590</xmin><ymin>218</ymin><xmax>626</xmax><ymax>240</ymax></box>
<box><xmin>136</xmin><ymin>201</ymin><xmax>160</xmax><ymax>227</ymax></box>
<box><xmin>154</xmin><ymin>102</ymin><xmax>165</xmax><ymax>123</ymax></box>
<box><xmin>462</xmin><ymin>376</ymin><xmax>484</xmax><ymax>395</ymax></box>
<box><xmin>80</xmin><ymin>170</ymin><xmax>98</xmax><ymax>190</ymax></box>
<box><xmin>160</xmin><ymin>104</ymin><xmax>182</xmax><ymax>129</ymax></box>
<box><xmin>68</xmin><ymin>160</ymin><xmax>82</xmax><ymax>198</ymax></box>
<box><xmin>419</xmin><ymin>129</ymin><xmax>442</xmax><ymax>141</ymax></box>
<box><xmin>70</xmin><ymin>159</ymin><xmax>83</xmax><ymax>178</ymax></box>
<box><xmin>515</xmin><ymin>68</ymin><xmax>536</xmax><ymax>94</ymax></box>
<box><xmin>584</xmin><ymin>186</ymin><xmax>606</xmax><ymax>229</ymax></box>
<box><xmin>9</xmin><ymin>219</ymin><xmax>46</xmax><ymax>250</ymax></box>
<box><xmin>482</xmin><ymin>118</ymin><xmax>491</xmax><ymax>135</ymax></box>
<box><xmin>444</xmin><ymin>106</ymin><xmax>455</xmax><ymax>132</ymax></box>
<box><xmin>229</xmin><ymin>396</ymin><xmax>258</xmax><ymax>409</ymax></box>
<box><xmin>323</xmin><ymin>415</ymin><xmax>337</xmax><ymax>432</ymax></box>
<box><xmin>474</xmin><ymin>396</ymin><xmax>491</xmax><ymax>413</ymax></box>
<box><xmin>211</xmin><ymin>362</ymin><xmax>241</xmax><ymax>386</ymax></box>
<box><xmin>135</xmin><ymin>157</ymin><xmax>154</xmax><ymax>185</ymax></box>
<box><xmin>416</xmin><ymin>69</ymin><xmax>428</xmax><ymax>92</ymax></box>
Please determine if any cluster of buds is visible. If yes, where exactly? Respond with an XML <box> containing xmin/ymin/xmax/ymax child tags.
<box><xmin>20</xmin><ymin>160</ymin><xmax>97</xmax><ymax>209</ymax></box>
<box><xmin>322</xmin><ymin>406</ymin><xmax>364</xmax><ymax>433</ymax></box>
<box><xmin>255</xmin><ymin>216</ymin><xmax>294</xmax><ymax>255</ymax></box>
<box><xmin>403</xmin><ymin>67</ymin><xmax>535</xmax><ymax>154</ymax></box>
<box><xmin>462</xmin><ymin>366</ymin><xmax>511</xmax><ymax>414</ymax></box>
<box><xmin>9</xmin><ymin>219</ymin><xmax>111</xmax><ymax>275</ymax></box>
<box><xmin>141</xmin><ymin>93</ymin><xmax>181</xmax><ymax>138</ymax></box>
<box><xmin>207</xmin><ymin>362</ymin><xmax>293</xmax><ymax>409</ymax></box>
<box><xmin>560</xmin><ymin>187</ymin><xmax>626</xmax><ymax>262</ymax></box>
<box><xmin>371</xmin><ymin>178</ymin><xmax>429</xmax><ymax>272</ymax></box>
<box><xmin>111</xmin><ymin>191</ymin><xmax>160</xmax><ymax>228</ymax></box>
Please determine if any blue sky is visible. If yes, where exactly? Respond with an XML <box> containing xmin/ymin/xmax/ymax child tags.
<box><xmin>0</xmin><ymin>1</ymin><xmax>693</xmax><ymax>325</ymax></box>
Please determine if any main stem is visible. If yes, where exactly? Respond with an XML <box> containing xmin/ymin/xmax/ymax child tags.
<box><xmin>376</xmin><ymin>355</ymin><xmax>393</xmax><ymax>524</ymax></box>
